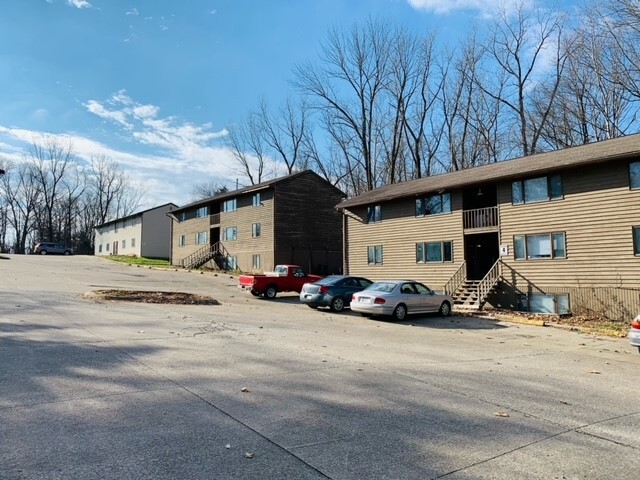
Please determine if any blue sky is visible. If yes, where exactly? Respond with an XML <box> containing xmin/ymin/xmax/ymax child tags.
<box><xmin>0</xmin><ymin>0</ymin><xmax>569</xmax><ymax>209</ymax></box>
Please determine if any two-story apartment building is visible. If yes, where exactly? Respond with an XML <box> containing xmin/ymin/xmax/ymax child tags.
<box><xmin>338</xmin><ymin>134</ymin><xmax>640</xmax><ymax>320</ymax></box>
<box><xmin>94</xmin><ymin>203</ymin><xmax>177</xmax><ymax>259</ymax></box>
<box><xmin>170</xmin><ymin>170</ymin><xmax>344</xmax><ymax>274</ymax></box>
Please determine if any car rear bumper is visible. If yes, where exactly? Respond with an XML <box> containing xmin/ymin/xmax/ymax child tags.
<box><xmin>299</xmin><ymin>292</ymin><xmax>328</xmax><ymax>306</ymax></box>
<box><xmin>350</xmin><ymin>302</ymin><xmax>394</xmax><ymax>316</ymax></box>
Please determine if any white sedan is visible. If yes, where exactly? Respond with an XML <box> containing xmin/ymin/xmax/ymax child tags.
<box><xmin>351</xmin><ymin>280</ymin><xmax>453</xmax><ymax>321</ymax></box>
<box><xmin>630</xmin><ymin>315</ymin><xmax>640</xmax><ymax>353</ymax></box>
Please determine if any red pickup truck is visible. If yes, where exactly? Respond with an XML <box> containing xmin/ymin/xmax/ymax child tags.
<box><xmin>238</xmin><ymin>265</ymin><xmax>323</xmax><ymax>299</ymax></box>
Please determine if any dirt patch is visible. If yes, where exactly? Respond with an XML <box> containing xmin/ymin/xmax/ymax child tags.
<box><xmin>475</xmin><ymin>310</ymin><xmax>629</xmax><ymax>338</ymax></box>
<box><xmin>84</xmin><ymin>289</ymin><xmax>220</xmax><ymax>305</ymax></box>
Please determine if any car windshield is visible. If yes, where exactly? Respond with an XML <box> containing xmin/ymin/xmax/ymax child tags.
<box><xmin>366</xmin><ymin>282</ymin><xmax>397</xmax><ymax>293</ymax></box>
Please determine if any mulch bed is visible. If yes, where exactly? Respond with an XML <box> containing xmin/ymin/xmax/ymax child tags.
<box><xmin>85</xmin><ymin>289</ymin><xmax>220</xmax><ymax>305</ymax></box>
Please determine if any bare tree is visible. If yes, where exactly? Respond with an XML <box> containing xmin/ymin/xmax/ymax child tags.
<box><xmin>258</xmin><ymin>97</ymin><xmax>310</xmax><ymax>175</ymax></box>
<box><xmin>0</xmin><ymin>161</ymin><xmax>40</xmax><ymax>253</ymax></box>
<box><xmin>29</xmin><ymin>138</ymin><xmax>74</xmax><ymax>242</ymax></box>
<box><xmin>294</xmin><ymin>17</ymin><xmax>394</xmax><ymax>193</ymax></box>
<box><xmin>190</xmin><ymin>180</ymin><xmax>229</xmax><ymax>200</ymax></box>
<box><xmin>225</xmin><ymin>113</ymin><xmax>267</xmax><ymax>185</ymax></box>
<box><xmin>477</xmin><ymin>2</ymin><xmax>570</xmax><ymax>156</ymax></box>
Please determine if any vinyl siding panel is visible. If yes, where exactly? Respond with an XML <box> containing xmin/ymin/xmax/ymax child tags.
<box><xmin>220</xmin><ymin>189</ymin><xmax>275</xmax><ymax>272</ymax></box>
<box><xmin>498</xmin><ymin>161</ymin><xmax>640</xmax><ymax>288</ymax></box>
<box><xmin>171</xmin><ymin>216</ymin><xmax>211</xmax><ymax>265</ymax></box>
<box><xmin>347</xmin><ymin>193</ymin><xmax>464</xmax><ymax>291</ymax></box>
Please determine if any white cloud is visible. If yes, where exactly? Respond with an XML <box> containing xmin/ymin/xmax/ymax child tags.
<box><xmin>67</xmin><ymin>0</ymin><xmax>91</xmax><ymax>8</ymax></box>
<box><xmin>407</xmin><ymin>0</ymin><xmax>527</xmax><ymax>15</ymax></box>
<box><xmin>31</xmin><ymin>108</ymin><xmax>49</xmax><ymax>121</ymax></box>
<box><xmin>126</xmin><ymin>8</ymin><xmax>139</xmax><ymax>16</ymax></box>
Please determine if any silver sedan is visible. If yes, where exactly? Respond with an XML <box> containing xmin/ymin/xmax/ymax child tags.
<box><xmin>350</xmin><ymin>280</ymin><xmax>453</xmax><ymax>321</ymax></box>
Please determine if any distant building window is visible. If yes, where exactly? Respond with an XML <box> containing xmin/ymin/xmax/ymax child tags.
<box><xmin>416</xmin><ymin>241</ymin><xmax>453</xmax><ymax>263</ymax></box>
<box><xmin>106</xmin><ymin>243</ymin><xmax>110</xmax><ymax>252</ymax></box>
<box><xmin>415</xmin><ymin>193</ymin><xmax>451</xmax><ymax>216</ymax></box>
<box><xmin>367</xmin><ymin>245</ymin><xmax>383</xmax><ymax>265</ymax></box>
<box><xmin>514</xmin><ymin>232</ymin><xmax>566</xmax><ymax>260</ymax></box>
<box><xmin>226</xmin><ymin>255</ymin><xmax>238</xmax><ymax>270</ymax></box>
<box><xmin>131</xmin><ymin>238</ymin><xmax>135</xmax><ymax>248</ymax></box>
<box><xmin>252</xmin><ymin>193</ymin><xmax>261</xmax><ymax>207</ymax></box>
<box><xmin>98</xmin><ymin>244</ymin><xmax>102</xmax><ymax>253</ymax></box>
<box><xmin>222</xmin><ymin>226</ymin><xmax>237</xmax><ymax>241</ymax></box>
<box><xmin>634</xmin><ymin>227</ymin><xmax>640</xmax><ymax>255</ymax></box>
<box><xmin>196</xmin><ymin>206</ymin><xmax>208</xmax><ymax>218</ymax></box>
<box><xmin>512</xmin><ymin>174</ymin><xmax>563</xmax><ymax>204</ymax></box>
<box><xmin>223</xmin><ymin>198</ymin><xmax>237</xmax><ymax>212</ymax></box>
<box><xmin>252</xmin><ymin>223</ymin><xmax>261</xmax><ymax>238</ymax></box>
<box><xmin>252</xmin><ymin>254</ymin><xmax>261</xmax><ymax>270</ymax></box>
<box><xmin>631</xmin><ymin>162</ymin><xmax>640</xmax><ymax>189</ymax></box>
<box><xmin>179</xmin><ymin>235</ymin><xmax>186</xmax><ymax>247</ymax></box>
<box><xmin>367</xmin><ymin>205</ymin><xmax>381</xmax><ymax>223</ymax></box>
<box><xmin>179</xmin><ymin>212</ymin><xmax>186</xmax><ymax>222</ymax></box>
<box><xmin>196</xmin><ymin>231</ymin><xmax>208</xmax><ymax>245</ymax></box>
<box><xmin>122</xmin><ymin>239</ymin><xmax>126</xmax><ymax>249</ymax></box>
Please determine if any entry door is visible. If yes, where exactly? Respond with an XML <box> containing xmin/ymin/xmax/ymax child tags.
<box><xmin>113</xmin><ymin>241</ymin><xmax>118</xmax><ymax>255</ymax></box>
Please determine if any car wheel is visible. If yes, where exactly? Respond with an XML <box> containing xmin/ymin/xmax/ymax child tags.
<box><xmin>265</xmin><ymin>286</ymin><xmax>277</xmax><ymax>299</ymax></box>
<box><xmin>64</xmin><ymin>250</ymin><xmax>71</xmax><ymax>256</ymax></box>
<box><xmin>330</xmin><ymin>296</ymin><xmax>345</xmax><ymax>313</ymax></box>
<box><xmin>40</xmin><ymin>250</ymin><xmax>47</xmax><ymax>255</ymax></box>
<box><xmin>392</xmin><ymin>304</ymin><xmax>407</xmax><ymax>321</ymax></box>
<box><xmin>438</xmin><ymin>301</ymin><xmax>451</xmax><ymax>317</ymax></box>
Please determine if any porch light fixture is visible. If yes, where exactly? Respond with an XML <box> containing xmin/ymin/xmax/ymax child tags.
<box><xmin>477</xmin><ymin>188</ymin><xmax>483</xmax><ymax>196</ymax></box>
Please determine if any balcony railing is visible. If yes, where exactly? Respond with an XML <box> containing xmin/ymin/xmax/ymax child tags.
<box><xmin>463</xmin><ymin>206</ymin><xmax>499</xmax><ymax>230</ymax></box>
<box><xmin>210</xmin><ymin>213</ymin><xmax>220</xmax><ymax>225</ymax></box>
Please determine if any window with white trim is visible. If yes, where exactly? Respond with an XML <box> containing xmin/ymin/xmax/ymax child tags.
<box><xmin>252</xmin><ymin>223</ymin><xmax>261</xmax><ymax>238</ymax></box>
<box><xmin>514</xmin><ymin>232</ymin><xmax>566</xmax><ymax>260</ymax></box>
<box><xmin>196</xmin><ymin>231</ymin><xmax>208</xmax><ymax>245</ymax></box>
<box><xmin>252</xmin><ymin>254</ymin><xmax>261</xmax><ymax>269</ymax></box>
<box><xmin>122</xmin><ymin>239</ymin><xmax>126</xmax><ymax>249</ymax></box>
<box><xmin>131</xmin><ymin>238</ymin><xmax>135</xmax><ymax>248</ymax></box>
<box><xmin>223</xmin><ymin>198</ymin><xmax>237</xmax><ymax>212</ymax></box>
<box><xmin>367</xmin><ymin>245</ymin><xmax>383</xmax><ymax>265</ymax></box>
<box><xmin>196</xmin><ymin>206</ymin><xmax>208</xmax><ymax>218</ymax></box>
<box><xmin>416</xmin><ymin>193</ymin><xmax>452</xmax><ymax>216</ymax></box>
<box><xmin>416</xmin><ymin>241</ymin><xmax>453</xmax><ymax>263</ymax></box>
<box><xmin>512</xmin><ymin>175</ymin><xmax>563</xmax><ymax>204</ymax></box>
<box><xmin>226</xmin><ymin>255</ymin><xmax>238</xmax><ymax>270</ymax></box>
<box><xmin>252</xmin><ymin>193</ymin><xmax>261</xmax><ymax>207</ymax></box>
<box><xmin>631</xmin><ymin>162</ymin><xmax>640</xmax><ymax>189</ymax></box>
<box><xmin>367</xmin><ymin>205</ymin><xmax>381</xmax><ymax>223</ymax></box>
<box><xmin>222</xmin><ymin>226</ymin><xmax>237</xmax><ymax>241</ymax></box>
<box><xmin>633</xmin><ymin>226</ymin><xmax>640</xmax><ymax>256</ymax></box>
<box><xmin>179</xmin><ymin>235</ymin><xmax>186</xmax><ymax>247</ymax></box>
<box><xmin>98</xmin><ymin>244</ymin><xmax>102</xmax><ymax>253</ymax></box>
<box><xmin>518</xmin><ymin>293</ymin><xmax>570</xmax><ymax>314</ymax></box>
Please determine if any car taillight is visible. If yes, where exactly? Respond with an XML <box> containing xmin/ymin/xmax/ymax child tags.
<box><xmin>319</xmin><ymin>286</ymin><xmax>329</xmax><ymax>294</ymax></box>
<box><xmin>374</xmin><ymin>297</ymin><xmax>386</xmax><ymax>304</ymax></box>
<box><xmin>632</xmin><ymin>317</ymin><xmax>640</xmax><ymax>330</ymax></box>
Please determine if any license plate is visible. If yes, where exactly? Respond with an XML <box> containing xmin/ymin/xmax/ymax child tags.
<box><xmin>359</xmin><ymin>297</ymin><xmax>372</xmax><ymax>303</ymax></box>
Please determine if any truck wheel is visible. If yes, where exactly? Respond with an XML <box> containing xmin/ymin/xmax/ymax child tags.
<box><xmin>265</xmin><ymin>286</ymin><xmax>277</xmax><ymax>299</ymax></box>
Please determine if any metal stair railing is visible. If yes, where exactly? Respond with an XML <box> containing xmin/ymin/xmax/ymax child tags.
<box><xmin>444</xmin><ymin>260</ymin><xmax>467</xmax><ymax>296</ymax></box>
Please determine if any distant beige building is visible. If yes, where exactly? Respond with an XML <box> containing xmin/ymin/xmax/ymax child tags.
<box><xmin>94</xmin><ymin>203</ymin><xmax>177</xmax><ymax>259</ymax></box>
<box><xmin>338</xmin><ymin>134</ymin><xmax>640</xmax><ymax>320</ymax></box>
<box><xmin>170</xmin><ymin>170</ymin><xmax>344</xmax><ymax>274</ymax></box>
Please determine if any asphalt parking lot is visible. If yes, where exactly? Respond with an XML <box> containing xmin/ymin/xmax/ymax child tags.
<box><xmin>1</xmin><ymin>255</ymin><xmax>639</xmax><ymax>479</ymax></box>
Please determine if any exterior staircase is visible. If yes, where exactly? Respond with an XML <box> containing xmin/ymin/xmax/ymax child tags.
<box><xmin>180</xmin><ymin>242</ymin><xmax>231</xmax><ymax>271</ymax></box>
<box><xmin>445</xmin><ymin>259</ymin><xmax>502</xmax><ymax>311</ymax></box>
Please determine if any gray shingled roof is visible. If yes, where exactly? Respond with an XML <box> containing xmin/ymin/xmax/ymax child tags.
<box><xmin>172</xmin><ymin>169</ymin><xmax>343</xmax><ymax>214</ymax></box>
<box><xmin>338</xmin><ymin>134</ymin><xmax>640</xmax><ymax>209</ymax></box>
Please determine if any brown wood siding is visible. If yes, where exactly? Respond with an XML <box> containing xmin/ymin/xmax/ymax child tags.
<box><xmin>171</xmin><ymin>216</ymin><xmax>210</xmax><ymax>265</ymax></box>
<box><xmin>498</xmin><ymin>161</ymin><xmax>640</xmax><ymax>288</ymax></box>
<box><xmin>220</xmin><ymin>189</ymin><xmax>275</xmax><ymax>272</ymax></box>
<box><xmin>346</xmin><ymin>193</ymin><xmax>464</xmax><ymax>291</ymax></box>
<box><xmin>273</xmin><ymin>171</ymin><xmax>344</xmax><ymax>274</ymax></box>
